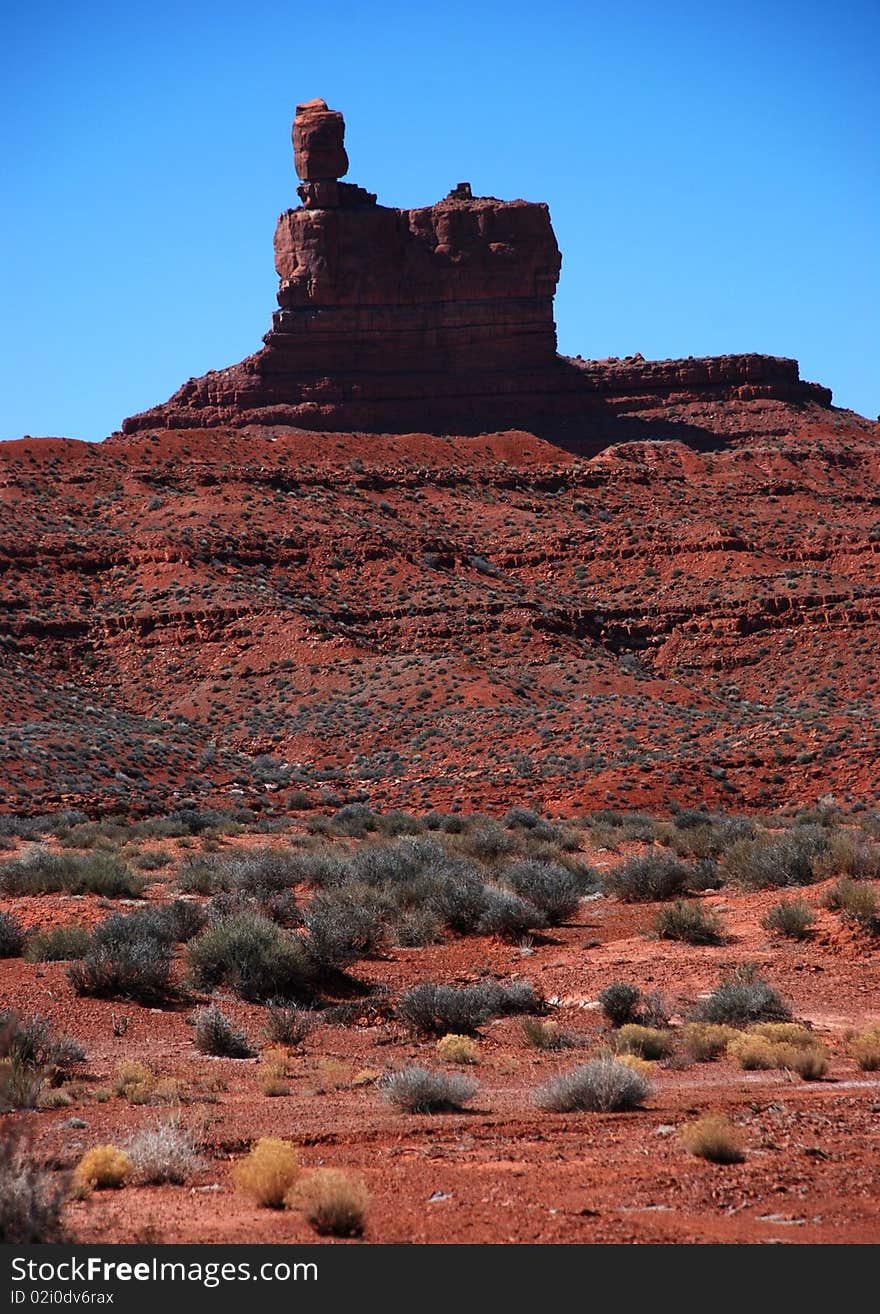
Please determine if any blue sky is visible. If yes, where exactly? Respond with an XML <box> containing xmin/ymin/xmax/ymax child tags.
<box><xmin>2</xmin><ymin>0</ymin><xmax>877</xmax><ymax>440</ymax></box>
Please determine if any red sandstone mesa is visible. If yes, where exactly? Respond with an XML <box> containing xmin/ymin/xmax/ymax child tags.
<box><xmin>118</xmin><ymin>102</ymin><xmax>830</xmax><ymax>442</ymax></box>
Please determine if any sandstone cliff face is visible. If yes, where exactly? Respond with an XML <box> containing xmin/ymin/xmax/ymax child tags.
<box><xmin>119</xmin><ymin>101</ymin><xmax>830</xmax><ymax>441</ymax></box>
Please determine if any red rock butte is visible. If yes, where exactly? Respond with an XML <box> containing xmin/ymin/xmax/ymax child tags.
<box><xmin>119</xmin><ymin>99</ymin><xmax>831</xmax><ymax>444</ymax></box>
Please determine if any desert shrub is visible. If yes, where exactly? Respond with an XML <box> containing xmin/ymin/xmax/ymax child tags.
<box><xmin>377</xmin><ymin>810</ymin><xmax>424</xmax><ymax>837</ymax></box>
<box><xmin>217</xmin><ymin>847</ymin><xmax>304</xmax><ymax>901</ymax></box>
<box><xmin>459</xmin><ymin>820</ymin><xmax>515</xmax><ymax>863</ymax></box>
<box><xmin>381</xmin><ymin>1066</ymin><xmax>477</xmax><ymax>1113</ymax></box>
<box><xmin>534</xmin><ymin>1058</ymin><xmax>650</xmax><ymax>1112</ymax></box>
<box><xmin>0</xmin><ymin>911</ymin><xmax>24</xmax><ymax>957</ymax></box>
<box><xmin>231</xmin><ymin>1138</ymin><xmax>301</xmax><ymax>1208</ymax></box>
<box><xmin>721</xmin><ymin>827</ymin><xmax>827</xmax><ymax>891</ymax></box>
<box><xmin>75</xmin><ymin>1145</ymin><xmax>132</xmax><ymax>1190</ymax></box>
<box><xmin>598</xmin><ymin>982</ymin><xmax>641</xmax><ymax>1028</ymax></box>
<box><xmin>483</xmin><ymin>979</ymin><xmax>545</xmax><ymax>1016</ymax></box>
<box><xmin>816</xmin><ymin>829</ymin><xmax>880</xmax><ymax>881</ymax></box>
<box><xmin>615</xmin><ymin>1053</ymin><xmax>654</xmax><ymax>1078</ymax></box>
<box><xmin>394</xmin><ymin>907</ymin><xmax>443</xmax><ymax>946</ymax></box>
<box><xmin>502</xmin><ymin>860</ymin><xmax>581</xmax><ymax>924</ymax></box>
<box><xmin>260</xmin><ymin>1047</ymin><xmax>291</xmax><ymax>1096</ymax></box>
<box><xmin>750</xmin><ymin>1022</ymin><xmax>815</xmax><ymax>1048</ymax></box>
<box><xmin>132</xmin><ymin>847</ymin><xmax>172</xmax><ymax>871</ymax></box>
<box><xmin>69</xmin><ymin>944</ymin><xmax>172</xmax><ymax>1005</ymax></box>
<box><xmin>288</xmin><ymin>1169</ymin><xmax>370</xmax><ymax>1237</ymax></box>
<box><xmin>186</xmin><ymin>913</ymin><xmax>316</xmax><ymax>1002</ymax></box>
<box><xmin>478</xmin><ymin>887</ymin><xmax>547</xmax><ymax>939</ymax></box>
<box><xmin>264</xmin><ymin>1002</ymin><xmax>312</xmax><ymax>1047</ymax></box>
<box><xmin>177</xmin><ymin>857</ymin><xmax>230</xmax><ymax>895</ymax></box>
<box><xmin>193</xmin><ymin>1005</ymin><xmax>254</xmax><ymax>1058</ymax></box>
<box><xmin>396</xmin><ymin>979</ymin><xmax>541</xmax><ymax>1036</ymax></box>
<box><xmin>113</xmin><ymin>1060</ymin><xmax>156</xmax><ymax>1103</ymax></box>
<box><xmin>589</xmin><ymin>810</ymin><xmax>659</xmax><ymax>843</ymax></box>
<box><xmin>24</xmin><ymin>924</ymin><xmax>92</xmax><ymax>962</ymax></box>
<box><xmin>126</xmin><ymin>1119</ymin><xmax>200</xmax><ymax>1185</ymax></box>
<box><xmin>847</xmin><ymin>1027</ymin><xmax>880</xmax><ymax>1071</ymax></box>
<box><xmin>504</xmin><ymin>806</ymin><xmax>542</xmax><ymax>830</ymax></box>
<box><xmin>726</xmin><ymin>1028</ymin><xmax>826</xmax><ymax>1077</ymax></box>
<box><xmin>69</xmin><ymin>928</ymin><xmax>173</xmax><ymax>1005</ymax></box>
<box><xmin>426</xmin><ymin>868</ymin><xmax>492</xmax><ymax>935</ymax></box>
<box><xmin>151</xmin><ymin>899</ymin><xmax>207</xmax><ymax>943</ymax></box>
<box><xmin>663</xmin><ymin>813</ymin><xmax>756</xmax><ymax>859</ymax></box>
<box><xmin>0</xmin><ymin>1011</ymin><xmax>84</xmax><ymax>1110</ymax></box>
<box><xmin>0</xmin><ymin>851</ymin><xmax>145</xmax><ymax>897</ymax></box>
<box><xmin>520</xmin><ymin>1017</ymin><xmax>567</xmax><ymax>1050</ymax></box>
<box><xmin>779</xmin><ymin>1045</ymin><xmax>828</xmax><ymax>1080</ymax></box>
<box><xmin>603</xmin><ymin>852</ymin><xmax>696</xmax><ymax>902</ymax></box>
<box><xmin>761</xmin><ymin>898</ymin><xmax>816</xmax><ymax>940</ymax></box>
<box><xmin>329</xmin><ymin>803</ymin><xmax>378</xmax><ymax>837</ymax></box>
<box><xmin>436</xmin><ymin>1034</ymin><xmax>480</xmax><ymax>1064</ymax></box>
<box><xmin>695</xmin><ymin>965</ymin><xmax>791</xmax><ymax>1026</ymax></box>
<box><xmin>823</xmin><ymin>878</ymin><xmax>878</xmax><ymax>928</ymax></box>
<box><xmin>616</xmin><ymin>1024</ymin><xmax>673</xmax><ymax>1061</ymax></box>
<box><xmin>397</xmin><ymin>982</ymin><xmax>494</xmax><ymax>1035</ymax></box>
<box><xmin>680</xmin><ymin>1113</ymin><xmax>746</xmax><ymax>1163</ymax></box>
<box><xmin>680</xmin><ymin>1023</ymin><xmax>740</xmax><ymax>1062</ymax></box>
<box><xmin>653</xmin><ymin>899</ymin><xmax>726</xmax><ymax>945</ymax></box>
<box><xmin>0</xmin><ymin>1130</ymin><xmax>68</xmax><ymax>1242</ymax></box>
<box><xmin>304</xmin><ymin>886</ymin><xmax>391</xmax><ymax>967</ymax></box>
<box><xmin>727</xmin><ymin>1034</ymin><xmax>777</xmax><ymax>1070</ymax></box>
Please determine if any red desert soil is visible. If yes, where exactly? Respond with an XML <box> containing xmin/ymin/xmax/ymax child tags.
<box><xmin>2</xmin><ymin>827</ymin><xmax>879</xmax><ymax>1245</ymax></box>
<box><xmin>1</xmin><ymin>405</ymin><xmax>878</xmax><ymax>818</ymax></box>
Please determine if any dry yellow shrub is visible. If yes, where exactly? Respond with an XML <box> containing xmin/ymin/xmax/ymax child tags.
<box><xmin>750</xmin><ymin>1022</ymin><xmax>814</xmax><ymax>1048</ymax></box>
<box><xmin>680</xmin><ymin>1113</ymin><xmax>745</xmax><ymax>1164</ymax></box>
<box><xmin>76</xmin><ymin>1145</ymin><xmax>133</xmax><ymax>1190</ymax></box>
<box><xmin>616</xmin><ymin>1024</ymin><xmax>672</xmax><ymax>1060</ymax></box>
<box><xmin>286</xmin><ymin>1169</ymin><xmax>369</xmax><ymax>1237</ymax></box>
<box><xmin>231</xmin><ymin>1137</ymin><xmax>300</xmax><ymax>1208</ymax></box>
<box><xmin>681</xmin><ymin>1023</ymin><xmax>740</xmax><ymax>1062</ymax></box>
<box><xmin>436</xmin><ymin>1034</ymin><xmax>480</xmax><ymax>1065</ymax></box>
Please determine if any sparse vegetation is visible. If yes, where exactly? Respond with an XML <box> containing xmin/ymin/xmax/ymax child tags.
<box><xmin>681</xmin><ymin>1023</ymin><xmax>739</xmax><ymax>1062</ymax></box>
<box><xmin>126</xmin><ymin>1119</ymin><xmax>201</xmax><ymax>1185</ymax></box>
<box><xmin>288</xmin><ymin>1169</ymin><xmax>370</xmax><ymax>1237</ymax></box>
<box><xmin>231</xmin><ymin>1138</ymin><xmax>300</xmax><ymax>1208</ymax></box>
<box><xmin>598</xmin><ymin>982</ymin><xmax>641</xmax><ymax>1028</ymax></box>
<box><xmin>0</xmin><ymin>911</ymin><xmax>25</xmax><ymax>958</ymax></box>
<box><xmin>534</xmin><ymin>1058</ymin><xmax>650</xmax><ymax>1112</ymax></box>
<box><xmin>721</xmin><ymin>827</ymin><xmax>827</xmax><ymax>890</ymax></box>
<box><xmin>653</xmin><ymin>899</ymin><xmax>726</xmax><ymax>945</ymax></box>
<box><xmin>0</xmin><ymin>1130</ymin><xmax>68</xmax><ymax>1242</ymax></box>
<box><xmin>502</xmin><ymin>859</ymin><xmax>582</xmax><ymax>924</ymax></box>
<box><xmin>0</xmin><ymin>851</ymin><xmax>145</xmax><ymax>898</ymax></box>
<box><xmin>695</xmin><ymin>965</ymin><xmax>791</xmax><ymax>1026</ymax></box>
<box><xmin>193</xmin><ymin>1005</ymin><xmax>254</xmax><ymax>1058</ymax></box>
<box><xmin>397</xmin><ymin>979</ymin><xmax>542</xmax><ymax>1036</ymax></box>
<box><xmin>75</xmin><ymin>1145</ymin><xmax>133</xmax><ymax>1191</ymax></box>
<box><xmin>680</xmin><ymin>1113</ymin><xmax>746</xmax><ymax>1163</ymax></box>
<box><xmin>848</xmin><ymin>1026</ymin><xmax>880</xmax><ymax>1071</ymax></box>
<box><xmin>823</xmin><ymin>878</ymin><xmax>878</xmax><ymax>929</ymax></box>
<box><xmin>25</xmin><ymin>923</ymin><xmax>92</xmax><ymax>961</ymax></box>
<box><xmin>436</xmin><ymin>1033</ymin><xmax>480</xmax><ymax>1064</ymax></box>
<box><xmin>616</xmin><ymin>1024</ymin><xmax>673</xmax><ymax>1061</ymax></box>
<box><xmin>761</xmin><ymin>898</ymin><xmax>816</xmax><ymax>940</ymax></box>
<box><xmin>381</xmin><ymin>1066</ymin><xmax>478</xmax><ymax>1113</ymax></box>
<box><xmin>187</xmin><ymin>913</ymin><xmax>316</xmax><ymax>1003</ymax></box>
<box><xmin>602</xmin><ymin>852</ymin><xmax>697</xmax><ymax>902</ymax></box>
<box><xmin>264</xmin><ymin>1002</ymin><xmax>312</xmax><ymax>1046</ymax></box>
